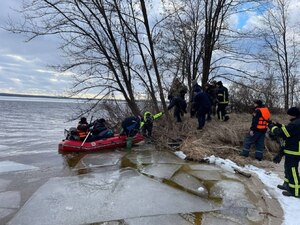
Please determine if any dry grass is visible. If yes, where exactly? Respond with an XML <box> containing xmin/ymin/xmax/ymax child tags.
<box><xmin>153</xmin><ymin>112</ymin><xmax>287</xmax><ymax>167</ymax></box>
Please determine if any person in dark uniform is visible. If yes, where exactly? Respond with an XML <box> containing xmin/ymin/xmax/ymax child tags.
<box><xmin>193</xmin><ymin>90</ymin><xmax>211</xmax><ymax>130</ymax></box>
<box><xmin>268</xmin><ymin>107</ymin><xmax>300</xmax><ymax>198</ymax></box>
<box><xmin>240</xmin><ymin>100</ymin><xmax>270</xmax><ymax>161</ymax></box>
<box><xmin>216</xmin><ymin>81</ymin><xmax>229</xmax><ymax>121</ymax></box>
<box><xmin>90</xmin><ymin>118</ymin><xmax>113</xmax><ymax>140</ymax></box>
<box><xmin>190</xmin><ymin>79</ymin><xmax>202</xmax><ymax>117</ymax></box>
<box><xmin>121</xmin><ymin>116</ymin><xmax>141</xmax><ymax>137</ymax></box>
<box><xmin>121</xmin><ymin>116</ymin><xmax>141</xmax><ymax>150</ymax></box>
<box><xmin>205</xmin><ymin>81</ymin><xmax>218</xmax><ymax>120</ymax></box>
<box><xmin>167</xmin><ymin>90</ymin><xmax>187</xmax><ymax>122</ymax></box>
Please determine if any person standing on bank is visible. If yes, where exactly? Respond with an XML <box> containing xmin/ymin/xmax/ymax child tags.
<box><xmin>240</xmin><ymin>100</ymin><xmax>270</xmax><ymax>161</ymax></box>
<box><xmin>268</xmin><ymin>107</ymin><xmax>300</xmax><ymax>198</ymax></box>
<box><xmin>193</xmin><ymin>89</ymin><xmax>211</xmax><ymax>130</ymax></box>
<box><xmin>190</xmin><ymin>79</ymin><xmax>202</xmax><ymax>117</ymax></box>
<box><xmin>167</xmin><ymin>90</ymin><xmax>187</xmax><ymax>122</ymax></box>
<box><xmin>216</xmin><ymin>81</ymin><xmax>229</xmax><ymax>121</ymax></box>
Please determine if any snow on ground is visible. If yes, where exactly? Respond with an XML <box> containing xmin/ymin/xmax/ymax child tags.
<box><xmin>206</xmin><ymin>155</ymin><xmax>300</xmax><ymax>225</ymax></box>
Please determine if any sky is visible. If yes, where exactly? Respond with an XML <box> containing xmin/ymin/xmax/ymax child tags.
<box><xmin>0</xmin><ymin>0</ymin><xmax>73</xmax><ymax>96</ymax></box>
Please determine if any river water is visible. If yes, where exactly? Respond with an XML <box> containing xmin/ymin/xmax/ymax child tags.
<box><xmin>0</xmin><ymin>96</ymin><xmax>277</xmax><ymax>225</ymax></box>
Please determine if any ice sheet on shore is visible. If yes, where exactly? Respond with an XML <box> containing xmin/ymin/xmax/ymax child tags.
<box><xmin>210</xmin><ymin>180</ymin><xmax>253</xmax><ymax>207</ymax></box>
<box><xmin>126</xmin><ymin>150</ymin><xmax>186</xmax><ymax>165</ymax></box>
<box><xmin>140</xmin><ymin>164</ymin><xmax>182</xmax><ymax>179</ymax></box>
<box><xmin>73</xmin><ymin>152</ymin><xmax>126</xmax><ymax>169</ymax></box>
<box><xmin>0</xmin><ymin>178</ymin><xmax>11</xmax><ymax>191</ymax></box>
<box><xmin>0</xmin><ymin>161</ymin><xmax>38</xmax><ymax>173</ymax></box>
<box><xmin>171</xmin><ymin>172</ymin><xmax>208</xmax><ymax>197</ymax></box>
<box><xmin>125</xmin><ymin>214</ymin><xmax>192</xmax><ymax>225</ymax></box>
<box><xmin>8</xmin><ymin>169</ymin><xmax>218</xmax><ymax>225</ymax></box>
<box><xmin>0</xmin><ymin>191</ymin><xmax>21</xmax><ymax>220</ymax></box>
<box><xmin>0</xmin><ymin>191</ymin><xmax>21</xmax><ymax>208</ymax></box>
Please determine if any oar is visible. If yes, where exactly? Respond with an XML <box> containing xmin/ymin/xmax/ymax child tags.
<box><xmin>81</xmin><ymin>131</ymin><xmax>91</xmax><ymax>147</ymax></box>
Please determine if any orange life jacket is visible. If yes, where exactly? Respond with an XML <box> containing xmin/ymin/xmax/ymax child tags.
<box><xmin>256</xmin><ymin>107</ymin><xmax>270</xmax><ymax>129</ymax></box>
<box><xmin>77</xmin><ymin>129</ymin><xmax>88</xmax><ymax>139</ymax></box>
<box><xmin>77</xmin><ymin>123</ymin><xmax>89</xmax><ymax>139</ymax></box>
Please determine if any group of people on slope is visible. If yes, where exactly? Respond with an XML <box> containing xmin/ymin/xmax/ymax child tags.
<box><xmin>240</xmin><ymin>99</ymin><xmax>300</xmax><ymax>198</ymax></box>
<box><xmin>67</xmin><ymin>111</ymin><xmax>163</xmax><ymax>143</ymax></box>
<box><xmin>167</xmin><ymin>78</ymin><xmax>229</xmax><ymax>130</ymax></box>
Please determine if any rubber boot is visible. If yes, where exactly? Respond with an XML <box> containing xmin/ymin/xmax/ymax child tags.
<box><xmin>277</xmin><ymin>183</ymin><xmax>288</xmax><ymax>190</ymax></box>
<box><xmin>126</xmin><ymin>137</ymin><xmax>133</xmax><ymax>150</ymax></box>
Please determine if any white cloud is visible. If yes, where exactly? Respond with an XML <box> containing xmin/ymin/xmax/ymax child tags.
<box><xmin>35</xmin><ymin>69</ymin><xmax>53</xmax><ymax>74</ymax></box>
<box><xmin>10</xmin><ymin>77</ymin><xmax>22</xmax><ymax>85</ymax></box>
<box><xmin>54</xmin><ymin>71</ymin><xmax>76</xmax><ymax>77</ymax></box>
<box><xmin>5</xmin><ymin>54</ymin><xmax>33</xmax><ymax>63</ymax></box>
<box><xmin>49</xmin><ymin>78</ymin><xmax>58</xmax><ymax>83</ymax></box>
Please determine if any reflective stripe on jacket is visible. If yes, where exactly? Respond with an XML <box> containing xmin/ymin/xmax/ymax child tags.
<box><xmin>140</xmin><ymin>112</ymin><xmax>163</xmax><ymax>128</ymax></box>
<box><xmin>271</xmin><ymin>118</ymin><xmax>300</xmax><ymax>156</ymax></box>
<box><xmin>217</xmin><ymin>86</ymin><xmax>229</xmax><ymax>104</ymax></box>
<box><xmin>256</xmin><ymin>107</ymin><xmax>270</xmax><ymax>129</ymax></box>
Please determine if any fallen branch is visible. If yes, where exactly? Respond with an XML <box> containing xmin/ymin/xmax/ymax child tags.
<box><xmin>233</xmin><ymin>168</ymin><xmax>252</xmax><ymax>178</ymax></box>
<box><xmin>259</xmin><ymin>211</ymin><xmax>277</xmax><ymax>218</ymax></box>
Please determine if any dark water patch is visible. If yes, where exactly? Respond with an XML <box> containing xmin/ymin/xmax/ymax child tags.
<box><xmin>121</xmin><ymin>155</ymin><xmax>138</xmax><ymax>170</ymax></box>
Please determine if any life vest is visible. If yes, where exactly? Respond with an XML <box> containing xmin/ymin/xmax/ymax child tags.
<box><xmin>77</xmin><ymin>123</ymin><xmax>89</xmax><ymax>139</ymax></box>
<box><xmin>77</xmin><ymin>129</ymin><xmax>88</xmax><ymax>139</ymax></box>
<box><xmin>256</xmin><ymin>107</ymin><xmax>270</xmax><ymax>129</ymax></box>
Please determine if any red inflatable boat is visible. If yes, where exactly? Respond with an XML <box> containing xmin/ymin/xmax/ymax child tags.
<box><xmin>58</xmin><ymin>133</ymin><xmax>144</xmax><ymax>153</ymax></box>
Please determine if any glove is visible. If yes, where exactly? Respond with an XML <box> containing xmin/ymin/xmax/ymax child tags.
<box><xmin>267</xmin><ymin>122</ymin><xmax>274</xmax><ymax>130</ymax></box>
<box><xmin>274</xmin><ymin>122</ymin><xmax>282</xmax><ymax>128</ymax></box>
<box><xmin>273</xmin><ymin>153</ymin><xmax>283</xmax><ymax>164</ymax></box>
<box><xmin>249</xmin><ymin>130</ymin><xmax>254</xmax><ymax>136</ymax></box>
<box><xmin>268</xmin><ymin>120</ymin><xmax>282</xmax><ymax>129</ymax></box>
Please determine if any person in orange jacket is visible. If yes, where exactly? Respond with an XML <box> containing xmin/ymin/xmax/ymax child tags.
<box><xmin>77</xmin><ymin>117</ymin><xmax>93</xmax><ymax>141</ymax></box>
<box><xmin>240</xmin><ymin>100</ymin><xmax>270</xmax><ymax>161</ymax></box>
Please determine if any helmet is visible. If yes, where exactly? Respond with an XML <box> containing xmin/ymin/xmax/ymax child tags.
<box><xmin>80</xmin><ymin>117</ymin><xmax>87</xmax><ymax>123</ymax></box>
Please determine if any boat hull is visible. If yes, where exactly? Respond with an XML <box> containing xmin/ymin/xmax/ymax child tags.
<box><xmin>58</xmin><ymin>133</ymin><xmax>144</xmax><ymax>153</ymax></box>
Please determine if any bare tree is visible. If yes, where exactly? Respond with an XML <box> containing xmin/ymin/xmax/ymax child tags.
<box><xmin>258</xmin><ymin>0</ymin><xmax>300</xmax><ymax>109</ymax></box>
<box><xmin>7</xmin><ymin>0</ymin><xmax>170</xmax><ymax>116</ymax></box>
<box><xmin>160</xmin><ymin>0</ymin><xmax>266</xmax><ymax>94</ymax></box>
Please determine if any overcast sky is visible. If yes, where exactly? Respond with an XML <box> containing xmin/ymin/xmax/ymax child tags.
<box><xmin>0</xmin><ymin>0</ymin><xmax>73</xmax><ymax>96</ymax></box>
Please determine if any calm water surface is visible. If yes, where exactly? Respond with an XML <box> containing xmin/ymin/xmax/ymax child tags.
<box><xmin>1</xmin><ymin>96</ymin><xmax>81</xmax><ymax>159</ymax></box>
<box><xmin>0</xmin><ymin>96</ymin><xmax>91</xmax><ymax>223</ymax></box>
